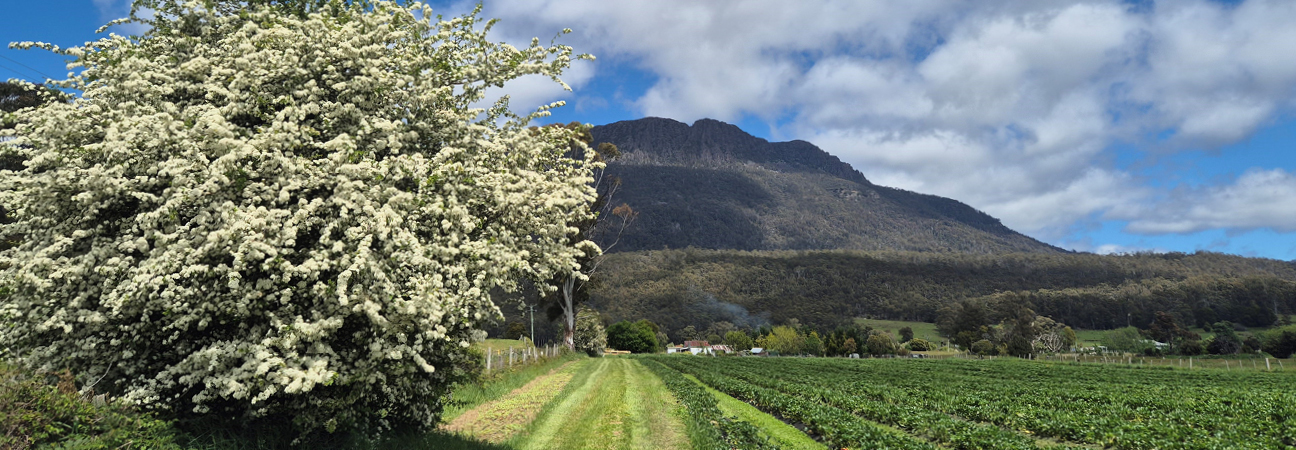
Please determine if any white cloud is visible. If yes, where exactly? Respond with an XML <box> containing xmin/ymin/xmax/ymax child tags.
<box><xmin>463</xmin><ymin>0</ymin><xmax>1296</xmax><ymax>238</ymax></box>
<box><xmin>1124</xmin><ymin>168</ymin><xmax>1296</xmax><ymax>234</ymax></box>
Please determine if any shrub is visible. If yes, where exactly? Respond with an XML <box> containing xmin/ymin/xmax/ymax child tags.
<box><xmin>1178</xmin><ymin>339</ymin><xmax>1206</xmax><ymax>356</ymax></box>
<box><xmin>971</xmin><ymin>339</ymin><xmax>996</xmax><ymax>356</ymax></box>
<box><xmin>1206</xmin><ymin>335</ymin><xmax>1241</xmax><ymax>355</ymax></box>
<box><xmin>0</xmin><ymin>0</ymin><xmax>594</xmax><ymax>439</ymax></box>
<box><xmin>607</xmin><ymin>320</ymin><xmax>658</xmax><ymax>354</ymax></box>
<box><xmin>1261</xmin><ymin>325</ymin><xmax>1296</xmax><ymax>358</ymax></box>
<box><xmin>865</xmin><ymin>332</ymin><xmax>898</xmax><ymax>356</ymax></box>
<box><xmin>0</xmin><ymin>364</ymin><xmax>181</xmax><ymax>449</ymax></box>
<box><xmin>906</xmin><ymin>338</ymin><xmax>934</xmax><ymax>351</ymax></box>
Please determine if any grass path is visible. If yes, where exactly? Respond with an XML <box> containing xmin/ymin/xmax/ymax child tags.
<box><xmin>682</xmin><ymin>373</ymin><xmax>826</xmax><ymax>450</ymax></box>
<box><xmin>515</xmin><ymin>358</ymin><xmax>689</xmax><ymax>450</ymax></box>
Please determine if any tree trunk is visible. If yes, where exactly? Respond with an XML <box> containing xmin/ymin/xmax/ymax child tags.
<box><xmin>562</xmin><ymin>276</ymin><xmax>575</xmax><ymax>351</ymax></box>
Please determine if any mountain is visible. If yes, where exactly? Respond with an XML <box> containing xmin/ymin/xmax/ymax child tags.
<box><xmin>590</xmin><ymin>117</ymin><xmax>1062</xmax><ymax>254</ymax></box>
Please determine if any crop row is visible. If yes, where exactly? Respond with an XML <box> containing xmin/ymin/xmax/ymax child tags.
<box><xmin>653</xmin><ymin>356</ymin><xmax>1296</xmax><ymax>450</ymax></box>
<box><xmin>741</xmin><ymin>358</ymin><xmax>1296</xmax><ymax>448</ymax></box>
<box><xmin>651</xmin><ymin>357</ymin><xmax>939</xmax><ymax>449</ymax></box>
<box><xmin>664</xmin><ymin>357</ymin><xmax>1057</xmax><ymax>450</ymax></box>
<box><xmin>638</xmin><ymin>359</ymin><xmax>775</xmax><ymax>450</ymax></box>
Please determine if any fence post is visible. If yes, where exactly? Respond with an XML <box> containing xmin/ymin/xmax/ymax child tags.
<box><xmin>1266</xmin><ymin>358</ymin><xmax>1271</xmax><ymax>371</ymax></box>
<box><xmin>509</xmin><ymin>347</ymin><xmax>513</xmax><ymax>369</ymax></box>
<box><xmin>486</xmin><ymin>349</ymin><xmax>492</xmax><ymax>373</ymax></box>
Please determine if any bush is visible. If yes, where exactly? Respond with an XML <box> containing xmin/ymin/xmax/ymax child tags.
<box><xmin>1178</xmin><ymin>339</ymin><xmax>1206</xmax><ymax>356</ymax></box>
<box><xmin>971</xmin><ymin>339</ymin><xmax>996</xmax><ymax>356</ymax></box>
<box><xmin>0</xmin><ymin>364</ymin><xmax>180</xmax><ymax>449</ymax></box>
<box><xmin>0</xmin><ymin>0</ymin><xmax>593</xmax><ymax>440</ymax></box>
<box><xmin>1206</xmin><ymin>335</ymin><xmax>1241</xmax><ymax>355</ymax></box>
<box><xmin>865</xmin><ymin>332</ymin><xmax>898</xmax><ymax>356</ymax></box>
<box><xmin>906</xmin><ymin>338</ymin><xmax>934</xmax><ymax>351</ymax></box>
<box><xmin>607</xmin><ymin>320</ymin><xmax>658</xmax><ymax>354</ymax></box>
<box><xmin>1261</xmin><ymin>325</ymin><xmax>1296</xmax><ymax>358</ymax></box>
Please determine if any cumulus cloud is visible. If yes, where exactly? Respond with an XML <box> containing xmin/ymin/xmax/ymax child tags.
<box><xmin>451</xmin><ymin>0</ymin><xmax>1296</xmax><ymax>240</ymax></box>
<box><xmin>1124</xmin><ymin>169</ymin><xmax>1296</xmax><ymax>234</ymax></box>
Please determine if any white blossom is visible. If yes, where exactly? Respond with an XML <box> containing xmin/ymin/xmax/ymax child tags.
<box><xmin>0</xmin><ymin>0</ymin><xmax>597</xmax><ymax>436</ymax></box>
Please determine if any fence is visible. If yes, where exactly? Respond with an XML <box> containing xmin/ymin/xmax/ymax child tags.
<box><xmin>929</xmin><ymin>351</ymin><xmax>1290</xmax><ymax>372</ymax></box>
<box><xmin>482</xmin><ymin>343</ymin><xmax>568</xmax><ymax>373</ymax></box>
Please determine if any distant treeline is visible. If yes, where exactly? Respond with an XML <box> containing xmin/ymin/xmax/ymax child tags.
<box><xmin>589</xmin><ymin>248</ymin><xmax>1296</xmax><ymax>340</ymax></box>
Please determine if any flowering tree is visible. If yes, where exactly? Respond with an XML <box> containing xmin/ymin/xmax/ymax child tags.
<box><xmin>0</xmin><ymin>0</ymin><xmax>596</xmax><ymax>437</ymax></box>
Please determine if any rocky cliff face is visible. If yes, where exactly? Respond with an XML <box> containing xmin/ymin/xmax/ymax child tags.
<box><xmin>589</xmin><ymin>117</ymin><xmax>1062</xmax><ymax>254</ymax></box>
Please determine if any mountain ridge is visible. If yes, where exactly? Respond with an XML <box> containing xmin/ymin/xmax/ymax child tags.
<box><xmin>589</xmin><ymin>117</ymin><xmax>1063</xmax><ymax>254</ymax></box>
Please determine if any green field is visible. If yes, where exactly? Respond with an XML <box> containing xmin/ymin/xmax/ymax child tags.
<box><xmin>854</xmin><ymin>318</ymin><xmax>943</xmax><ymax>343</ymax></box>
<box><xmin>647</xmin><ymin>355</ymin><xmax>1296</xmax><ymax>449</ymax></box>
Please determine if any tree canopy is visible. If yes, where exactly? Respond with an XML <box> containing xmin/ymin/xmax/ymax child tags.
<box><xmin>0</xmin><ymin>0</ymin><xmax>594</xmax><ymax>438</ymax></box>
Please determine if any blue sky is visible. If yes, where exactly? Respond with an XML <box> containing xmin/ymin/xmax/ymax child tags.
<box><xmin>5</xmin><ymin>1</ymin><xmax>1296</xmax><ymax>261</ymax></box>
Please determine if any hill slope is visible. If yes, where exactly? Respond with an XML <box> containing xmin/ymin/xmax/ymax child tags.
<box><xmin>587</xmin><ymin>249</ymin><xmax>1296</xmax><ymax>338</ymax></box>
<box><xmin>590</xmin><ymin>118</ymin><xmax>1060</xmax><ymax>253</ymax></box>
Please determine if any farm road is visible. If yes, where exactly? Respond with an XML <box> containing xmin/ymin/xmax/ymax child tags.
<box><xmin>520</xmin><ymin>357</ymin><xmax>689</xmax><ymax>450</ymax></box>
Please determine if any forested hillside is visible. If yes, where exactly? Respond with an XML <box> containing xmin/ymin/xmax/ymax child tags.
<box><xmin>589</xmin><ymin>118</ymin><xmax>1061</xmax><ymax>253</ymax></box>
<box><xmin>588</xmin><ymin>249</ymin><xmax>1296</xmax><ymax>339</ymax></box>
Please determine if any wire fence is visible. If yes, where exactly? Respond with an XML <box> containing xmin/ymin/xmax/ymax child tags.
<box><xmin>483</xmin><ymin>343</ymin><xmax>569</xmax><ymax>373</ymax></box>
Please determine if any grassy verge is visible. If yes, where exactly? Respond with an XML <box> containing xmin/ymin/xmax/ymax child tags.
<box><xmin>682</xmin><ymin>373</ymin><xmax>825</xmax><ymax>450</ymax></box>
<box><xmin>639</xmin><ymin>358</ymin><xmax>774</xmax><ymax>450</ymax></box>
<box><xmin>442</xmin><ymin>360</ymin><xmax>581</xmax><ymax>443</ymax></box>
<box><xmin>443</xmin><ymin>351</ymin><xmax>584</xmax><ymax>422</ymax></box>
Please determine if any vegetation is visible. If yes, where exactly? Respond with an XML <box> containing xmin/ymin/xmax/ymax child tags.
<box><xmin>723</xmin><ymin>331</ymin><xmax>754</xmax><ymax>351</ymax></box>
<box><xmin>591</xmin><ymin>248</ymin><xmax>1296</xmax><ymax>338</ymax></box>
<box><xmin>606</xmin><ymin>320</ymin><xmax>660</xmax><ymax>353</ymax></box>
<box><xmin>935</xmin><ymin>293</ymin><xmax>1077</xmax><ymax>356</ymax></box>
<box><xmin>639</xmin><ymin>359</ymin><xmax>773</xmax><ymax>449</ymax></box>
<box><xmin>684</xmin><ymin>373</ymin><xmax>824</xmax><ymax>450</ymax></box>
<box><xmin>572</xmin><ymin>306</ymin><xmax>607</xmax><ymax>357</ymax></box>
<box><xmin>443</xmin><ymin>352</ymin><xmax>582</xmax><ymax>423</ymax></box>
<box><xmin>442</xmin><ymin>361</ymin><xmax>581</xmax><ymax>444</ymax></box>
<box><xmin>536</xmin><ymin>126</ymin><xmax>634</xmax><ymax>351</ymax></box>
<box><xmin>1</xmin><ymin>0</ymin><xmax>595</xmax><ymax>442</ymax></box>
<box><xmin>652</xmin><ymin>356</ymin><xmax>1296</xmax><ymax>449</ymax></box>
<box><xmin>0</xmin><ymin>364</ymin><xmax>181</xmax><ymax>450</ymax></box>
<box><xmin>1263</xmin><ymin>324</ymin><xmax>1296</xmax><ymax>358</ymax></box>
<box><xmin>511</xmin><ymin>358</ymin><xmax>689</xmax><ymax>450</ymax></box>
